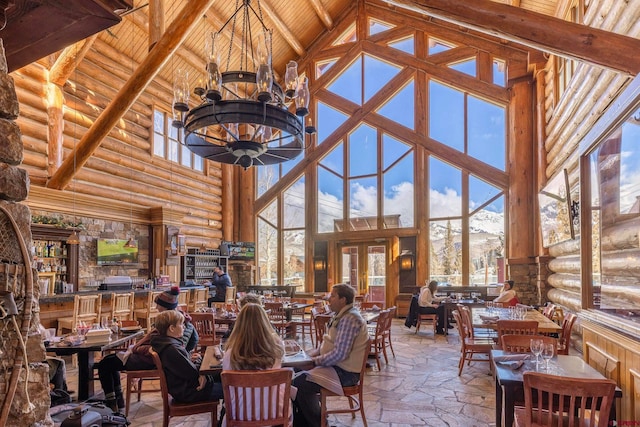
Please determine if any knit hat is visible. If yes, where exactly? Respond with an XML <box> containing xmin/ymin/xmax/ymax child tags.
<box><xmin>155</xmin><ymin>286</ymin><xmax>180</xmax><ymax>310</ymax></box>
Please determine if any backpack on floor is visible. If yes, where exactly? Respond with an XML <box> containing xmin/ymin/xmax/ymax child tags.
<box><xmin>53</xmin><ymin>403</ymin><xmax>129</xmax><ymax>427</ymax></box>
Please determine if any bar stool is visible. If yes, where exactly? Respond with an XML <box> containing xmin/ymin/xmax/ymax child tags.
<box><xmin>189</xmin><ymin>288</ymin><xmax>209</xmax><ymax>312</ymax></box>
<box><xmin>57</xmin><ymin>294</ymin><xmax>103</xmax><ymax>335</ymax></box>
<box><xmin>134</xmin><ymin>290</ymin><xmax>164</xmax><ymax>330</ymax></box>
<box><xmin>111</xmin><ymin>291</ymin><xmax>135</xmax><ymax>321</ymax></box>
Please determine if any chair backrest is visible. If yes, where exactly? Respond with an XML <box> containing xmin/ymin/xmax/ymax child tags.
<box><xmin>557</xmin><ymin>312</ymin><xmax>577</xmax><ymax>355</ymax></box>
<box><xmin>149</xmin><ymin>348</ymin><xmax>173</xmax><ymax>416</ymax></box>
<box><xmin>458</xmin><ymin>305</ymin><xmax>475</xmax><ymax>338</ymax></box>
<box><xmin>225</xmin><ymin>286</ymin><xmax>236</xmax><ymax>303</ymax></box>
<box><xmin>221</xmin><ymin>369</ymin><xmax>292</xmax><ymax>426</ymax></box>
<box><xmin>177</xmin><ymin>291</ymin><xmax>190</xmax><ymax>312</ymax></box>
<box><xmin>111</xmin><ymin>292</ymin><xmax>135</xmax><ymax>321</ymax></box>
<box><xmin>149</xmin><ymin>290</ymin><xmax>165</xmax><ymax>311</ymax></box>
<box><xmin>372</xmin><ymin>309</ymin><xmax>390</xmax><ymax>338</ymax></box>
<box><xmin>496</xmin><ymin>320</ymin><xmax>538</xmax><ymax>339</ymax></box>
<box><xmin>313</xmin><ymin>314</ymin><xmax>332</xmax><ymax>347</ymax></box>
<box><xmin>387</xmin><ymin>305</ymin><xmax>397</xmax><ymax>320</ymax></box>
<box><xmin>500</xmin><ymin>334</ymin><xmax>557</xmax><ymax>353</ymax></box>
<box><xmin>191</xmin><ymin>288</ymin><xmax>209</xmax><ymax>312</ymax></box>
<box><xmin>190</xmin><ymin>312</ymin><xmax>217</xmax><ymax>350</ymax></box>
<box><xmin>585</xmin><ymin>342</ymin><xmax>620</xmax><ymax>384</ymax></box>
<box><xmin>630</xmin><ymin>368</ymin><xmax>640</xmax><ymax>421</ymax></box>
<box><xmin>74</xmin><ymin>294</ymin><xmax>102</xmax><ymax>326</ymax></box>
<box><xmin>361</xmin><ymin>301</ymin><xmax>385</xmax><ymax>310</ymax></box>
<box><xmin>541</xmin><ymin>304</ymin><xmax>556</xmax><ymax>320</ymax></box>
<box><xmin>522</xmin><ymin>371</ymin><xmax>616</xmax><ymax>427</ymax></box>
<box><xmin>452</xmin><ymin>310</ymin><xmax>467</xmax><ymax>339</ymax></box>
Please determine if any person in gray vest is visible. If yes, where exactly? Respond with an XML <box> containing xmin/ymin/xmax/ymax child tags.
<box><xmin>292</xmin><ymin>283</ymin><xmax>369</xmax><ymax>427</ymax></box>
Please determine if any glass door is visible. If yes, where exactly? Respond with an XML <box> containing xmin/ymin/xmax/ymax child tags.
<box><xmin>339</xmin><ymin>243</ymin><xmax>387</xmax><ymax>302</ymax></box>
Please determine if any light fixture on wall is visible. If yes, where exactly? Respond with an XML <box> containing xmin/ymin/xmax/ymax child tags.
<box><xmin>399</xmin><ymin>250</ymin><xmax>414</xmax><ymax>271</ymax></box>
<box><xmin>171</xmin><ymin>0</ymin><xmax>315</xmax><ymax>169</ymax></box>
<box><xmin>313</xmin><ymin>256</ymin><xmax>327</xmax><ymax>272</ymax></box>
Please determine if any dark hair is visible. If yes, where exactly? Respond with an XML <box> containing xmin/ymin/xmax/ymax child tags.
<box><xmin>505</xmin><ymin>280</ymin><xmax>514</xmax><ymax>289</ymax></box>
<box><xmin>332</xmin><ymin>283</ymin><xmax>355</xmax><ymax>305</ymax></box>
<box><xmin>428</xmin><ymin>280</ymin><xmax>438</xmax><ymax>293</ymax></box>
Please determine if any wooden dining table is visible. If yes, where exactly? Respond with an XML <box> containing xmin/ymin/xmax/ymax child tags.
<box><xmin>199</xmin><ymin>343</ymin><xmax>314</xmax><ymax>374</ymax></box>
<box><xmin>491</xmin><ymin>349</ymin><xmax>622</xmax><ymax>427</ymax></box>
<box><xmin>472</xmin><ymin>307</ymin><xmax>562</xmax><ymax>334</ymax></box>
<box><xmin>45</xmin><ymin>330</ymin><xmax>144</xmax><ymax>401</ymax></box>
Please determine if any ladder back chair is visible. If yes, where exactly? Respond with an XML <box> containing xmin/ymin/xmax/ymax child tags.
<box><xmin>149</xmin><ymin>349</ymin><xmax>218</xmax><ymax>427</ymax></box>
<box><xmin>221</xmin><ymin>369</ymin><xmax>292</xmax><ymax>427</ymax></box>
<box><xmin>585</xmin><ymin>341</ymin><xmax>621</xmax><ymax>422</ymax></box>
<box><xmin>57</xmin><ymin>294</ymin><xmax>103</xmax><ymax>335</ymax></box>
<box><xmin>556</xmin><ymin>313</ymin><xmax>576</xmax><ymax>355</ymax></box>
<box><xmin>514</xmin><ymin>372</ymin><xmax>616</xmax><ymax>427</ymax></box>
<box><xmin>313</xmin><ymin>311</ymin><xmax>332</xmax><ymax>348</ymax></box>
<box><xmin>368</xmin><ymin>309</ymin><xmax>390</xmax><ymax>370</ymax></box>
<box><xmin>177</xmin><ymin>290</ymin><xmax>189</xmax><ymax>312</ymax></box>
<box><xmin>320</xmin><ymin>339</ymin><xmax>370</xmax><ymax>427</ymax></box>
<box><xmin>452</xmin><ymin>310</ymin><xmax>492</xmax><ymax>376</ymax></box>
<box><xmin>189</xmin><ymin>287</ymin><xmax>209</xmax><ymax>312</ymax></box>
<box><xmin>500</xmin><ymin>334</ymin><xmax>557</xmax><ymax>353</ymax></box>
<box><xmin>111</xmin><ymin>291</ymin><xmax>135</xmax><ymax>322</ymax></box>
<box><xmin>190</xmin><ymin>312</ymin><xmax>219</xmax><ymax>351</ymax></box>
<box><xmin>134</xmin><ymin>290</ymin><xmax>164</xmax><ymax>330</ymax></box>
<box><xmin>496</xmin><ymin>320</ymin><xmax>538</xmax><ymax>343</ymax></box>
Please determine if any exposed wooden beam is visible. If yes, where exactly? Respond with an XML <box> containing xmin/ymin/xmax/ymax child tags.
<box><xmin>148</xmin><ymin>0</ymin><xmax>164</xmax><ymax>51</ymax></box>
<box><xmin>260</xmin><ymin>0</ymin><xmax>305</xmax><ymax>56</ymax></box>
<box><xmin>49</xmin><ymin>35</ymin><xmax>98</xmax><ymax>86</ymax></box>
<box><xmin>308</xmin><ymin>0</ymin><xmax>333</xmax><ymax>29</ymax></box>
<box><xmin>47</xmin><ymin>0</ymin><xmax>217</xmax><ymax>190</ymax></box>
<box><xmin>385</xmin><ymin>0</ymin><xmax>640</xmax><ymax>75</ymax></box>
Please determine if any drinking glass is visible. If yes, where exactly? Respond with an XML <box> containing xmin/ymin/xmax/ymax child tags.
<box><xmin>530</xmin><ymin>338</ymin><xmax>543</xmax><ymax>365</ymax></box>
<box><xmin>541</xmin><ymin>343</ymin><xmax>555</xmax><ymax>370</ymax></box>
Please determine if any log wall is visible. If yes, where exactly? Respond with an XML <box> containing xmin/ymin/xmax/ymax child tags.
<box><xmin>12</xmin><ymin>39</ymin><xmax>225</xmax><ymax>250</ymax></box>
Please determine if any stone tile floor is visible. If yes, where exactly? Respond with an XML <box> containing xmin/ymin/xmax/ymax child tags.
<box><xmin>63</xmin><ymin>319</ymin><xmax>496</xmax><ymax>426</ymax></box>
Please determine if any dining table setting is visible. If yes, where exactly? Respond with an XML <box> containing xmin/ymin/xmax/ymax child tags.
<box><xmin>472</xmin><ymin>306</ymin><xmax>562</xmax><ymax>334</ymax></box>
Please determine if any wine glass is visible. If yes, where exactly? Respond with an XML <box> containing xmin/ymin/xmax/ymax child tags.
<box><xmin>541</xmin><ymin>343</ymin><xmax>555</xmax><ymax>371</ymax></box>
<box><xmin>530</xmin><ymin>338</ymin><xmax>543</xmax><ymax>366</ymax></box>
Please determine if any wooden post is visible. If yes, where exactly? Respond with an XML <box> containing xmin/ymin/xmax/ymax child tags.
<box><xmin>148</xmin><ymin>0</ymin><xmax>164</xmax><ymax>51</ymax></box>
<box><xmin>46</xmin><ymin>83</ymin><xmax>63</xmax><ymax>174</ymax></box>
<box><xmin>221</xmin><ymin>164</ymin><xmax>234</xmax><ymax>242</ymax></box>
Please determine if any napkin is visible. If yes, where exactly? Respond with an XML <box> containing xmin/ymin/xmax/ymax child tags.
<box><xmin>370</xmin><ymin>305</ymin><xmax>381</xmax><ymax>311</ymax></box>
<box><xmin>480</xmin><ymin>314</ymin><xmax>499</xmax><ymax>323</ymax></box>
<box><xmin>493</xmin><ymin>354</ymin><xmax>529</xmax><ymax>363</ymax></box>
<box><xmin>213</xmin><ymin>346</ymin><xmax>223</xmax><ymax>359</ymax></box>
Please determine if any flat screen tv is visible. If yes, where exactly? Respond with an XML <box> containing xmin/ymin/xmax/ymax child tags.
<box><xmin>97</xmin><ymin>238</ymin><xmax>139</xmax><ymax>266</ymax></box>
<box><xmin>220</xmin><ymin>241</ymin><xmax>255</xmax><ymax>260</ymax></box>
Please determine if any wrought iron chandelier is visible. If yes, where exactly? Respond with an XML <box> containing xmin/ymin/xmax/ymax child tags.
<box><xmin>172</xmin><ymin>0</ymin><xmax>314</xmax><ymax>169</ymax></box>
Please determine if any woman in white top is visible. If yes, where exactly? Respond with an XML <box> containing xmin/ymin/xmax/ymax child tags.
<box><xmin>418</xmin><ymin>280</ymin><xmax>446</xmax><ymax>334</ymax></box>
<box><xmin>493</xmin><ymin>280</ymin><xmax>517</xmax><ymax>305</ymax></box>
<box><xmin>221</xmin><ymin>303</ymin><xmax>290</xmax><ymax>426</ymax></box>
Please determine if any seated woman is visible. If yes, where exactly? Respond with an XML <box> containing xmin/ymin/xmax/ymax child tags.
<box><xmin>405</xmin><ymin>280</ymin><xmax>446</xmax><ymax>333</ymax></box>
<box><xmin>151</xmin><ymin>310</ymin><xmax>223</xmax><ymax>404</ymax></box>
<box><xmin>96</xmin><ymin>286</ymin><xmax>198</xmax><ymax>413</ymax></box>
<box><xmin>493</xmin><ymin>280</ymin><xmax>518</xmax><ymax>306</ymax></box>
<box><xmin>222</xmin><ymin>303</ymin><xmax>289</xmax><ymax>426</ymax></box>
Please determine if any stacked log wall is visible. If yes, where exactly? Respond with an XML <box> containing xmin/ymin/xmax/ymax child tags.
<box><xmin>12</xmin><ymin>42</ymin><xmax>224</xmax><ymax>248</ymax></box>
<box><xmin>541</xmin><ymin>0</ymin><xmax>639</xmax><ymax>312</ymax></box>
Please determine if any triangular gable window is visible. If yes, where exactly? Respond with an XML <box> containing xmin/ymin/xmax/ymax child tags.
<box><xmin>388</xmin><ymin>36</ymin><xmax>414</xmax><ymax>55</ymax></box>
<box><xmin>332</xmin><ymin>22</ymin><xmax>357</xmax><ymax>46</ymax></box>
<box><xmin>317</xmin><ymin>101</ymin><xmax>349</xmax><ymax>144</ymax></box>
<box><xmin>316</xmin><ymin>58</ymin><xmax>338</xmax><ymax>79</ymax></box>
<box><xmin>364</xmin><ymin>54</ymin><xmax>401</xmax><ymax>102</ymax></box>
<box><xmin>449</xmin><ymin>58</ymin><xmax>477</xmax><ymax>77</ymax></box>
<box><xmin>376</xmin><ymin>80</ymin><xmax>414</xmax><ymax>130</ymax></box>
<box><xmin>327</xmin><ymin>56</ymin><xmax>362</xmax><ymax>105</ymax></box>
<box><xmin>369</xmin><ymin>18</ymin><xmax>394</xmax><ymax>36</ymax></box>
<box><xmin>428</xmin><ymin>37</ymin><xmax>456</xmax><ymax>56</ymax></box>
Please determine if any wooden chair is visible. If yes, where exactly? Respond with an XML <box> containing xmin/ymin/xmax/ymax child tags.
<box><xmin>320</xmin><ymin>339</ymin><xmax>370</xmax><ymax>427</ymax></box>
<box><xmin>264</xmin><ymin>302</ymin><xmax>290</xmax><ymax>339</ymax></box>
<box><xmin>500</xmin><ymin>334</ymin><xmax>557</xmax><ymax>353</ymax></box>
<box><xmin>496</xmin><ymin>320</ymin><xmax>538</xmax><ymax>343</ymax></box>
<box><xmin>313</xmin><ymin>311</ymin><xmax>332</xmax><ymax>347</ymax></box>
<box><xmin>177</xmin><ymin>290</ymin><xmax>189</xmax><ymax>312</ymax></box>
<box><xmin>190</xmin><ymin>312</ymin><xmax>219</xmax><ymax>351</ymax></box>
<box><xmin>459</xmin><ymin>305</ymin><xmax>495</xmax><ymax>340</ymax></box>
<box><xmin>541</xmin><ymin>304</ymin><xmax>556</xmax><ymax>321</ymax></box>
<box><xmin>415</xmin><ymin>312</ymin><xmax>437</xmax><ymax>337</ymax></box>
<box><xmin>111</xmin><ymin>291</ymin><xmax>135</xmax><ymax>321</ymax></box>
<box><xmin>221</xmin><ymin>369</ymin><xmax>292</xmax><ymax>427</ymax></box>
<box><xmin>149</xmin><ymin>349</ymin><xmax>219</xmax><ymax>427</ymax></box>
<box><xmin>57</xmin><ymin>294</ymin><xmax>102</xmax><ymax>335</ymax></box>
<box><xmin>189</xmin><ymin>288</ymin><xmax>209</xmax><ymax>312</ymax></box>
<box><xmin>368</xmin><ymin>309</ymin><xmax>390</xmax><ymax>370</ymax></box>
<box><xmin>556</xmin><ymin>312</ymin><xmax>576</xmax><ymax>355</ymax></box>
<box><xmin>134</xmin><ymin>290</ymin><xmax>164</xmax><ymax>330</ymax></box>
<box><xmin>585</xmin><ymin>341</ymin><xmax>621</xmax><ymax>421</ymax></box>
<box><xmin>125</xmin><ymin>369</ymin><xmax>160</xmax><ymax>416</ymax></box>
<box><xmin>384</xmin><ymin>306</ymin><xmax>396</xmax><ymax>358</ymax></box>
<box><xmin>452</xmin><ymin>310</ymin><xmax>492</xmax><ymax>376</ymax></box>
<box><xmin>290</xmin><ymin>298</ymin><xmax>314</xmax><ymax>347</ymax></box>
<box><xmin>514</xmin><ymin>372</ymin><xmax>616</xmax><ymax>427</ymax></box>
<box><xmin>361</xmin><ymin>301</ymin><xmax>385</xmax><ymax>310</ymax></box>
<box><xmin>630</xmin><ymin>368</ymin><xmax>640</xmax><ymax>422</ymax></box>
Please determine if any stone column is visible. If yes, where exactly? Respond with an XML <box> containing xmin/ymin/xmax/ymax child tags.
<box><xmin>0</xmin><ymin>39</ymin><xmax>52</xmax><ymax>426</ymax></box>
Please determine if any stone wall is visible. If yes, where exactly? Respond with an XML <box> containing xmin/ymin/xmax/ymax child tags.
<box><xmin>0</xmin><ymin>40</ymin><xmax>52</xmax><ymax>426</ymax></box>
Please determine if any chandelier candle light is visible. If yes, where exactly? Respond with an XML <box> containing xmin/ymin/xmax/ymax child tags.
<box><xmin>172</xmin><ymin>0</ymin><xmax>315</xmax><ymax>169</ymax></box>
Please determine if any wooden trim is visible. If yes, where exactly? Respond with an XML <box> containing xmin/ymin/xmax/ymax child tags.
<box><xmin>385</xmin><ymin>0</ymin><xmax>640</xmax><ymax>75</ymax></box>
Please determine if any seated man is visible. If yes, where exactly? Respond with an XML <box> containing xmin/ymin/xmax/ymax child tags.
<box><xmin>207</xmin><ymin>266</ymin><xmax>232</xmax><ymax>306</ymax></box>
<box><xmin>493</xmin><ymin>280</ymin><xmax>518</xmax><ymax>305</ymax></box>
<box><xmin>292</xmin><ymin>283</ymin><xmax>369</xmax><ymax>427</ymax></box>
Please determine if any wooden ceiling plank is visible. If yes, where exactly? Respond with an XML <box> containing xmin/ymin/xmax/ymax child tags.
<box><xmin>308</xmin><ymin>0</ymin><xmax>333</xmax><ymax>29</ymax></box>
<box><xmin>47</xmin><ymin>0</ymin><xmax>217</xmax><ymax>190</ymax></box>
<box><xmin>49</xmin><ymin>35</ymin><xmax>98</xmax><ymax>86</ymax></box>
<box><xmin>385</xmin><ymin>0</ymin><xmax>640</xmax><ymax>75</ymax></box>
<box><xmin>259</xmin><ymin>0</ymin><xmax>306</xmax><ymax>56</ymax></box>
